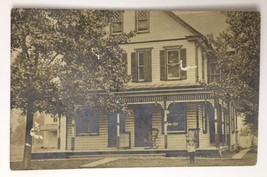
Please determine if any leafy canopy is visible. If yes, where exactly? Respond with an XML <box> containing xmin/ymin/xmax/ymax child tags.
<box><xmin>207</xmin><ymin>11</ymin><xmax>260</xmax><ymax>133</ymax></box>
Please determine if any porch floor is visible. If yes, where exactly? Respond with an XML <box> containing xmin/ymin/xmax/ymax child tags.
<box><xmin>31</xmin><ymin>146</ymin><xmax>230</xmax><ymax>160</ymax></box>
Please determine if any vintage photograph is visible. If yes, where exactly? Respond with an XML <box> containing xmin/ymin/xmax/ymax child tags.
<box><xmin>10</xmin><ymin>9</ymin><xmax>260</xmax><ymax>170</ymax></box>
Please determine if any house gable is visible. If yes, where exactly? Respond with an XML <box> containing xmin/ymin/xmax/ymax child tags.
<box><xmin>122</xmin><ymin>11</ymin><xmax>202</xmax><ymax>43</ymax></box>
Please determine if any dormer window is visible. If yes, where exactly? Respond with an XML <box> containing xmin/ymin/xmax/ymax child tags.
<box><xmin>136</xmin><ymin>11</ymin><xmax>149</xmax><ymax>33</ymax></box>
<box><xmin>111</xmin><ymin>11</ymin><xmax>124</xmax><ymax>34</ymax></box>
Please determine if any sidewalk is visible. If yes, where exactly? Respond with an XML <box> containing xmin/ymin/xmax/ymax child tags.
<box><xmin>80</xmin><ymin>157</ymin><xmax>120</xmax><ymax>168</ymax></box>
<box><xmin>232</xmin><ymin>149</ymin><xmax>251</xmax><ymax>160</ymax></box>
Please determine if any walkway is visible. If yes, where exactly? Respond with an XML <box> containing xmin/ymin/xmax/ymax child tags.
<box><xmin>80</xmin><ymin>157</ymin><xmax>120</xmax><ymax>168</ymax></box>
<box><xmin>232</xmin><ymin>148</ymin><xmax>251</xmax><ymax>160</ymax></box>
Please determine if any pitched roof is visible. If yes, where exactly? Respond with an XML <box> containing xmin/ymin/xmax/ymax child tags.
<box><xmin>166</xmin><ymin>11</ymin><xmax>203</xmax><ymax>36</ymax></box>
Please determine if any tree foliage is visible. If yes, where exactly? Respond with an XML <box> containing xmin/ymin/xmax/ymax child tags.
<box><xmin>11</xmin><ymin>9</ymin><xmax>133</xmax><ymax>169</ymax></box>
<box><xmin>207</xmin><ymin>11</ymin><xmax>260</xmax><ymax>133</ymax></box>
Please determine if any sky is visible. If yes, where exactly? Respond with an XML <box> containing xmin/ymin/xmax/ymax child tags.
<box><xmin>174</xmin><ymin>11</ymin><xmax>228</xmax><ymax>36</ymax></box>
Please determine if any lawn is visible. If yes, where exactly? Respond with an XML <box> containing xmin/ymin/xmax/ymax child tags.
<box><xmin>98</xmin><ymin>152</ymin><xmax>257</xmax><ymax>168</ymax></box>
<box><xmin>10</xmin><ymin>158</ymin><xmax>102</xmax><ymax>170</ymax></box>
<box><xmin>10</xmin><ymin>151</ymin><xmax>257</xmax><ymax>170</ymax></box>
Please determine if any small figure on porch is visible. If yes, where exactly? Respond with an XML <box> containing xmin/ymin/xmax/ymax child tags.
<box><xmin>187</xmin><ymin>139</ymin><xmax>196</xmax><ymax>163</ymax></box>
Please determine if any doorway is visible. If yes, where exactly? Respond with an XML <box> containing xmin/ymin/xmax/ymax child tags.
<box><xmin>134</xmin><ymin>104</ymin><xmax>153</xmax><ymax>147</ymax></box>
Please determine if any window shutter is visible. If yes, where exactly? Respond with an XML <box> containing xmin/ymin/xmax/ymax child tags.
<box><xmin>160</xmin><ymin>50</ymin><xmax>167</xmax><ymax>81</ymax></box>
<box><xmin>122</xmin><ymin>53</ymin><xmax>127</xmax><ymax>73</ymax></box>
<box><xmin>131</xmin><ymin>52</ymin><xmax>138</xmax><ymax>82</ymax></box>
<box><xmin>144</xmin><ymin>51</ymin><xmax>152</xmax><ymax>82</ymax></box>
<box><xmin>180</xmin><ymin>48</ymin><xmax>187</xmax><ymax>80</ymax></box>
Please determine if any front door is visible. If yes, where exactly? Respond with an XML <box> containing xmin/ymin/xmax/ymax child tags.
<box><xmin>134</xmin><ymin>104</ymin><xmax>153</xmax><ymax>147</ymax></box>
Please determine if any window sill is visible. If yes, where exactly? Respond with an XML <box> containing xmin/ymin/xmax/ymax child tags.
<box><xmin>136</xmin><ymin>30</ymin><xmax>149</xmax><ymax>34</ymax></box>
<box><xmin>166</xmin><ymin>131</ymin><xmax>187</xmax><ymax>134</ymax></box>
<box><xmin>77</xmin><ymin>133</ymin><xmax>99</xmax><ymax>136</ymax></box>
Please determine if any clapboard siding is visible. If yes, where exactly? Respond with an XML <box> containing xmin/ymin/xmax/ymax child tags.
<box><xmin>167</xmin><ymin>103</ymin><xmax>195</xmax><ymax>149</ymax></box>
<box><xmin>66</xmin><ymin>112</ymin><xmax>109</xmax><ymax>151</ymax></box>
<box><xmin>198</xmin><ymin>104</ymin><xmax>211</xmax><ymax>148</ymax></box>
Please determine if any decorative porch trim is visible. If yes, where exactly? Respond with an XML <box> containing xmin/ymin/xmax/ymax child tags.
<box><xmin>124</xmin><ymin>92</ymin><xmax>212</xmax><ymax>103</ymax></box>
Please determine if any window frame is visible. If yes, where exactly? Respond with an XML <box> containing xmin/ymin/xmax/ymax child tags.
<box><xmin>137</xmin><ymin>52</ymin><xmax>145</xmax><ymax>82</ymax></box>
<box><xmin>166</xmin><ymin>49</ymin><xmax>181</xmax><ymax>80</ymax></box>
<box><xmin>132</xmin><ymin>47</ymin><xmax>152</xmax><ymax>83</ymax></box>
<box><xmin>76</xmin><ymin>109</ymin><xmax>100</xmax><ymax>136</ymax></box>
<box><xmin>208</xmin><ymin>62</ymin><xmax>221</xmax><ymax>83</ymax></box>
<box><xmin>166</xmin><ymin>103</ymin><xmax>187</xmax><ymax>134</ymax></box>
<box><xmin>111</xmin><ymin>11</ymin><xmax>124</xmax><ymax>35</ymax></box>
<box><xmin>135</xmin><ymin>10</ymin><xmax>150</xmax><ymax>33</ymax></box>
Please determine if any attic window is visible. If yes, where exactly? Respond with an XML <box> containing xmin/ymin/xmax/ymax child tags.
<box><xmin>112</xmin><ymin>11</ymin><xmax>124</xmax><ymax>34</ymax></box>
<box><xmin>136</xmin><ymin>11</ymin><xmax>149</xmax><ymax>33</ymax></box>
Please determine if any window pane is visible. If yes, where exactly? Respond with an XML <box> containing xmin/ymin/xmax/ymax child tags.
<box><xmin>138</xmin><ymin>53</ymin><xmax>144</xmax><ymax>65</ymax></box>
<box><xmin>168</xmin><ymin>65</ymin><xmax>180</xmax><ymax>78</ymax></box>
<box><xmin>138</xmin><ymin>20</ymin><xmax>149</xmax><ymax>31</ymax></box>
<box><xmin>89</xmin><ymin>111</ymin><xmax>99</xmax><ymax>134</ymax></box>
<box><xmin>113</xmin><ymin>22</ymin><xmax>122</xmax><ymax>33</ymax></box>
<box><xmin>139</xmin><ymin>67</ymin><xmax>144</xmax><ymax>80</ymax></box>
<box><xmin>168</xmin><ymin>51</ymin><xmax>179</xmax><ymax>64</ymax></box>
<box><xmin>137</xmin><ymin>11</ymin><xmax>149</xmax><ymax>20</ymax></box>
<box><xmin>167</xmin><ymin>103</ymin><xmax>186</xmax><ymax>132</ymax></box>
<box><xmin>76</xmin><ymin>109</ymin><xmax>99</xmax><ymax>135</ymax></box>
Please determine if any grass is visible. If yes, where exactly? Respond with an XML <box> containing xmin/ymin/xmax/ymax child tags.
<box><xmin>98</xmin><ymin>152</ymin><xmax>257</xmax><ymax>168</ymax></box>
<box><xmin>10</xmin><ymin>152</ymin><xmax>257</xmax><ymax>170</ymax></box>
<box><xmin>10</xmin><ymin>158</ymin><xmax>102</xmax><ymax>170</ymax></box>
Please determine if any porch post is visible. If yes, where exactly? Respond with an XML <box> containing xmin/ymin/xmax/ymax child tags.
<box><xmin>164</xmin><ymin>100</ymin><xmax>168</xmax><ymax>149</ymax></box>
<box><xmin>57</xmin><ymin>114</ymin><xmax>61</xmax><ymax>150</ymax></box>
<box><xmin>214</xmin><ymin>99</ymin><xmax>219</xmax><ymax>147</ymax></box>
<box><xmin>116</xmin><ymin>112</ymin><xmax>120</xmax><ymax>150</ymax></box>
<box><xmin>221</xmin><ymin>104</ymin><xmax>225</xmax><ymax>146</ymax></box>
<box><xmin>71</xmin><ymin>119</ymin><xmax>75</xmax><ymax>151</ymax></box>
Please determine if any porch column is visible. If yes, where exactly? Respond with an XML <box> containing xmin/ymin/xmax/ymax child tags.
<box><xmin>221</xmin><ymin>105</ymin><xmax>225</xmax><ymax>146</ymax></box>
<box><xmin>164</xmin><ymin>100</ymin><xmax>168</xmax><ymax>149</ymax></box>
<box><xmin>57</xmin><ymin>114</ymin><xmax>61</xmax><ymax>150</ymax></box>
<box><xmin>214</xmin><ymin>99</ymin><xmax>219</xmax><ymax>147</ymax></box>
<box><xmin>116</xmin><ymin>112</ymin><xmax>120</xmax><ymax>150</ymax></box>
<box><xmin>71</xmin><ymin>119</ymin><xmax>75</xmax><ymax>151</ymax></box>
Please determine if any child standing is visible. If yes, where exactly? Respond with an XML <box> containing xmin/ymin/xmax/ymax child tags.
<box><xmin>187</xmin><ymin>139</ymin><xmax>196</xmax><ymax>163</ymax></box>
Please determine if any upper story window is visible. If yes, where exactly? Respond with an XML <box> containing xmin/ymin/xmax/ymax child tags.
<box><xmin>76</xmin><ymin>109</ymin><xmax>99</xmax><ymax>136</ymax></box>
<box><xmin>160</xmin><ymin>46</ymin><xmax>187</xmax><ymax>81</ymax></box>
<box><xmin>111</xmin><ymin>11</ymin><xmax>124</xmax><ymax>34</ymax></box>
<box><xmin>131</xmin><ymin>48</ymin><xmax>152</xmax><ymax>82</ymax></box>
<box><xmin>209</xmin><ymin>62</ymin><xmax>220</xmax><ymax>83</ymax></box>
<box><xmin>136</xmin><ymin>11</ymin><xmax>150</xmax><ymax>33</ymax></box>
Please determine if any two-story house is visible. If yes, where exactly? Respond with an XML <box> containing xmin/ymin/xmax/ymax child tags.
<box><xmin>34</xmin><ymin>11</ymin><xmax>238</xmax><ymax>157</ymax></box>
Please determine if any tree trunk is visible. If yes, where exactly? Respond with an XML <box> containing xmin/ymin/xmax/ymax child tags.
<box><xmin>22</xmin><ymin>101</ymin><xmax>34</xmax><ymax>169</ymax></box>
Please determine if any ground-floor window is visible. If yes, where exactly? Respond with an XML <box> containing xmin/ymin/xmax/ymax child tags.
<box><xmin>76</xmin><ymin>109</ymin><xmax>99</xmax><ymax>136</ymax></box>
<box><xmin>166</xmin><ymin>103</ymin><xmax>187</xmax><ymax>133</ymax></box>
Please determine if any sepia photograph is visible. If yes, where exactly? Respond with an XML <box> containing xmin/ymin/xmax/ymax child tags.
<box><xmin>9</xmin><ymin>9</ymin><xmax>260</xmax><ymax>171</ymax></box>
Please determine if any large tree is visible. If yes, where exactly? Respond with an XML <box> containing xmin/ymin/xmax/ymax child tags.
<box><xmin>11</xmin><ymin>9</ymin><xmax>132</xmax><ymax>169</ymax></box>
<box><xmin>206</xmin><ymin>12</ymin><xmax>260</xmax><ymax>134</ymax></box>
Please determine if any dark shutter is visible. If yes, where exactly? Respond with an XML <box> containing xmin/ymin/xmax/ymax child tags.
<box><xmin>180</xmin><ymin>48</ymin><xmax>187</xmax><ymax>80</ymax></box>
<box><xmin>160</xmin><ymin>50</ymin><xmax>167</xmax><ymax>81</ymax></box>
<box><xmin>122</xmin><ymin>53</ymin><xmax>127</xmax><ymax>73</ymax></box>
<box><xmin>144</xmin><ymin>51</ymin><xmax>152</xmax><ymax>82</ymax></box>
<box><xmin>131</xmin><ymin>52</ymin><xmax>138</xmax><ymax>82</ymax></box>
